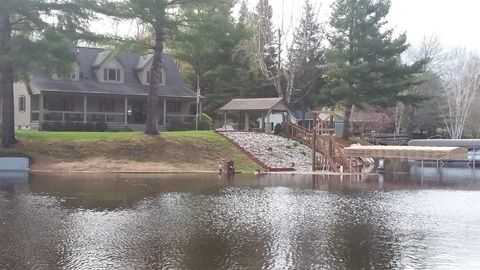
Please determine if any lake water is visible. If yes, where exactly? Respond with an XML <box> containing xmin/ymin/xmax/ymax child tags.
<box><xmin>1</xmin><ymin>170</ymin><xmax>480</xmax><ymax>269</ymax></box>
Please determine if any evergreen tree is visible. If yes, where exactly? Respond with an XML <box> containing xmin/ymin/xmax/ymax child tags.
<box><xmin>95</xmin><ymin>0</ymin><xmax>221</xmax><ymax>135</ymax></box>
<box><xmin>288</xmin><ymin>0</ymin><xmax>326</xmax><ymax>108</ymax></box>
<box><xmin>0</xmin><ymin>0</ymin><xmax>93</xmax><ymax>148</ymax></box>
<box><xmin>324</xmin><ymin>0</ymin><xmax>426</xmax><ymax>139</ymax></box>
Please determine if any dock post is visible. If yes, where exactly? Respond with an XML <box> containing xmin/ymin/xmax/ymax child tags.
<box><xmin>421</xmin><ymin>160</ymin><xmax>424</xmax><ymax>183</ymax></box>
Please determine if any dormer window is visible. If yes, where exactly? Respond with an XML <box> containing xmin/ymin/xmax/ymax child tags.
<box><xmin>104</xmin><ymin>68</ymin><xmax>121</xmax><ymax>82</ymax></box>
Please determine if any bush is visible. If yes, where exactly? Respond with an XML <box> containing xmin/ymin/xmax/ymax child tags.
<box><xmin>74</xmin><ymin>122</ymin><xmax>85</xmax><ymax>131</ymax></box>
<box><xmin>96</xmin><ymin>121</ymin><xmax>108</xmax><ymax>132</ymax></box>
<box><xmin>85</xmin><ymin>122</ymin><xmax>95</xmax><ymax>131</ymax></box>
<box><xmin>168</xmin><ymin>119</ymin><xmax>190</xmax><ymax>131</ymax></box>
<box><xmin>40</xmin><ymin>122</ymin><xmax>51</xmax><ymax>131</ymax></box>
<box><xmin>50</xmin><ymin>121</ymin><xmax>63</xmax><ymax>131</ymax></box>
<box><xmin>274</xmin><ymin>123</ymin><xmax>284</xmax><ymax>135</ymax></box>
<box><xmin>198</xmin><ymin>113</ymin><xmax>213</xmax><ymax>130</ymax></box>
<box><xmin>64</xmin><ymin>121</ymin><xmax>75</xmax><ymax>131</ymax></box>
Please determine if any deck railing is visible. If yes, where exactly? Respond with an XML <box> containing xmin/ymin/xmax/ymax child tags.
<box><xmin>285</xmin><ymin>122</ymin><xmax>356</xmax><ymax>173</ymax></box>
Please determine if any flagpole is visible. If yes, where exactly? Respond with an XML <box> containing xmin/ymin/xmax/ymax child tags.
<box><xmin>196</xmin><ymin>75</ymin><xmax>200</xmax><ymax>131</ymax></box>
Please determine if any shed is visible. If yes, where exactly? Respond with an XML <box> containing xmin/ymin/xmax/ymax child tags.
<box><xmin>218</xmin><ymin>98</ymin><xmax>294</xmax><ymax>131</ymax></box>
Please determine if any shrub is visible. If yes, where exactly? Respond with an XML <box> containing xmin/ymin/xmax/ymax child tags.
<box><xmin>96</xmin><ymin>121</ymin><xmax>108</xmax><ymax>132</ymax></box>
<box><xmin>64</xmin><ymin>121</ymin><xmax>75</xmax><ymax>131</ymax></box>
<box><xmin>300</xmin><ymin>150</ymin><xmax>306</xmax><ymax>156</ymax></box>
<box><xmin>266</xmin><ymin>146</ymin><xmax>273</xmax><ymax>151</ymax></box>
<box><xmin>293</xmin><ymin>142</ymin><xmax>299</xmax><ymax>147</ymax></box>
<box><xmin>274</xmin><ymin>123</ymin><xmax>284</xmax><ymax>135</ymax></box>
<box><xmin>198</xmin><ymin>113</ymin><xmax>213</xmax><ymax>130</ymax></box>
<box><xmin>168</xmin><ymin>118</ymin><xmax>190</xmax><ymax>131</ymax></box>
<box><xmin>40</xmin><ymin>122</ymin><xmax>51</xmax><ymax>131</ymax></box>
<box><xmin>85</xmin><ymin>122</ymin><xmax>95</xmax><ymax>131</ymax></box>
<box><xmin>74</xmin><ymin>122</ymin><xmax>85</xmax><ymax>131</ymax></box>
<box><xmin>50</xmin><ymin>121</ymin><xmax>63</xmax><ymax>131</ymax></box>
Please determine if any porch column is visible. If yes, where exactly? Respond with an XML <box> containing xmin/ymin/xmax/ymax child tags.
<box><xmin>163</xmin><ymin>99</ymin><xmax>167</xmax><ymax>126</ymax></box>
<box><xmin>83</xmin><ymin>95</ymin><xmax>87</xmax><ymax>124</ymax></box>
<box><xmin>244</xmin><ymin>111</ymin><xmax>249</xmax><ymax>131</ymax></box>
<box><xmin>39</xmin><ymin>93</ymin><xmax>44</xmax><ymax>123</ymax></box>
<box><xmin>261</xmin><ymin>112</ymin><xmax>265</xmax><ymax>132</ymax></box>
<box><xmin>124</xmin><ymin>97</ymin><xmax>128</xmax><ymax>125</ymax></box>
<box><xmin>199</xmin><ymin>101</ymin><xmax>203</xmax><ymax>121</ymax></box>
<box><xmin>266</xmin><ymin>110</ymin><xmax>271</xmax><ymax>132</ymax></box>
<box><xmin>224</xmin><ymin>112</ymin><xmax>227</xmax><ymax>131</ymax></box>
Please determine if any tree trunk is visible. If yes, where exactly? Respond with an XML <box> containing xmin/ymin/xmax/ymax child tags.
<box><xmin>145</xmin><ymin>26</ymin><xmax>164</xmax><ymax>135</ymax></box>
<box><xmin>0</xmin><ymin>11</ymin><xmax>16</xmax><ymax>148</ymax></box>
<box><xmin>342</xmin><ymin>104</ymin><xmax>353</xmax><ymax>139</ymax></box>
<box><xmin>404</xmin><ymin>104</ymin><xmax>416</xmax><ymax>138</ymax></box>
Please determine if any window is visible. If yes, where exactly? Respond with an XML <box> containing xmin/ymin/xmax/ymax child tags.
<box><xmin>103</xmin><ymin>68</ymin><xmax>121</xmax><ymax>82</ymax></box>
<box><xmin>167</xmin><ymin>101</ymin><xmax>181</xmax><ymax>113</ymax></box>
<box><xmin>18</xmin><ymin>96</ymin><xmax>26</xmax><ymax>112</ymax></box>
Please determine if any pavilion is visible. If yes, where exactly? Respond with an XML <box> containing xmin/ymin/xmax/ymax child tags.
<box><xmin>218</xmin><ymin>97</ymin><xmax>294</xmax><ymax>132</ymax></box>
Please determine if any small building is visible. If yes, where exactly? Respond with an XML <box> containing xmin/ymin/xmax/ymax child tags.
<box><xmin>9</xmin><ymin>46</ymin><xmax>199</xmax><ymax>130</ymax></box>
<box><xmin>351</xmin><ymin>110</ymin><xmax>394</xmax><ymax>135</ymax></box>
<box><xmin>218</xmin><ymin>98</ymin><xmax>294</xmax><ymax>132</ymax></box>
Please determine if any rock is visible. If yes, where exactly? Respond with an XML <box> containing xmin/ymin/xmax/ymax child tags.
<box><xmin>223</xmin><ymin>132</ymin><xmax>320</xmax><ymax>171</ymax></box>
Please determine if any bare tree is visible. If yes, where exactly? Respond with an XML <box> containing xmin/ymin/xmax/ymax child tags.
<box><xmin>394</xmin><ymin>35</ymin><xmax>444</xmax><ymax>137</ymax></box>
<box><xmin>253</xmin><ymin>0</ymin><xmax>324</xmax><ymax>103</ymax></box>
<box><xmin>441</xmin><ymin>49</ymin><xmax>480</xmax><ymax>139</ymax></box>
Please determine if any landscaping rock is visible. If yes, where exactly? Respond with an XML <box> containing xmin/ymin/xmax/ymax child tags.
<box><xmin>223</xmin><ymin>132</ymin><xmax>318</xmax><ymax>171</ymax></box>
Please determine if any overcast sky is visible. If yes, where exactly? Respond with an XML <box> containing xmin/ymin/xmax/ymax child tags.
<box><xmin>249</xmin><ymin>0</ymin><xmax>480</xmax><ymax>51</ymax></box>
<box><xmin>93</xmin><ymin>0</ymin><xmax>480</xmax><ymax>52</ymax></box>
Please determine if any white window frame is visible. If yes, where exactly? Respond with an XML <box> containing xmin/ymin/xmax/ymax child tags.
<box><xmin>103</xmin><ymin>68</ymin><xmax>121</xmax><ymax>82</ymax></box>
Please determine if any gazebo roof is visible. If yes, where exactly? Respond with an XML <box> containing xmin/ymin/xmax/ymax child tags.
<box><xmin>219</xmin><ymin>97</ymin><xmax>293</xmax><ymax>113</ymax></box>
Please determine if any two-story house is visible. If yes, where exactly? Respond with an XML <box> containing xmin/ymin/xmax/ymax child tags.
<box><xmin>10</xmin><ymin>46</ymin><xmax>199</xmax><ymax>130</ymax></box>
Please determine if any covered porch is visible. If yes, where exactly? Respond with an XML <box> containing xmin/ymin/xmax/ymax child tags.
<box><xmin>218</xmin><ymin>98</ymin><xmax>294</xmax><ymax>132</ymax></box>
<box><xmin>30</xmin><ymin>93</ymin><xmax>197</xmax><ymax>130</ymax></box>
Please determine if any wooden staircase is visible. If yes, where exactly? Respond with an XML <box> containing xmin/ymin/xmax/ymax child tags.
<box><xmin>285</xmin><ymin>123</ymin><xmax>354</xmax><ymax>173</ymax></box>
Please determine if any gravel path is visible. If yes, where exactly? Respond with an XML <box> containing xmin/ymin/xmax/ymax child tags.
<box><xmin>223</xmin><ymin>132</ymin><xmax>315</xmax><ymax>171</ymax></box>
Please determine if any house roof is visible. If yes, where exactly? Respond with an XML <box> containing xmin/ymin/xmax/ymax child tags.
<box><xmin>30</xmin><ymin>46</ymin><xmax>197</xmax><ymax>99</ymax></box>
<box><xmin>351</xmin><ymin>111</ymin><xmax>392</xmax><ymax>123</ymax></box>
<box><xmin>218</xmin><ymin>98</ymin><xmax>294</xmax><ymax>113</ymax></box>
<box><xmin>292</xmin><ymin>110</ymin><xmax>345</xmax><ymax>121</ymax></box>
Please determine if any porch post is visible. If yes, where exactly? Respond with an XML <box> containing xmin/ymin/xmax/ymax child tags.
<box><xmin>124</xmin><ymin>97</ymin><xmax>128</xmax><ymax>125</ymax></box>
<box><xmin>261</xmin><ymin>112</ymin><xmax>265</xmax><ymax>132</ymax></box>
<box><xmin>266</xmin><ymin>110</ymin><xmax>271</xmax><ymax>132</ymax></box>
<box><xmin>39</xmin><ymin>93</ymin><xmax>44</xmax><ymax>123</ymax></box>
<box><xmin>244</xmin><ymin>111</ymin><xmax>249</xmax><ymax>131</ymax></box>
<box><xmin>83</xmin><ymin>95</ymin><xmax>87</xmax><ymax>124</ymax></box>
<box><xmin>224</xmin><ymin>112</ymin><xmax>227</xmax><ymax>131</ymax></box>
<box><xmin>163</xmin><ymin>99</ymin><xmax>167</xmax><ymax>126</ymax></box>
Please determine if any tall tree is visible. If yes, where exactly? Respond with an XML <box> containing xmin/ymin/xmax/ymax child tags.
<box><xmin>288</xmin><ymin>0</ymin><xmax>326</xmax><ymax>107</ymax></box>
<box><xmin>396</xmin><ymin>35</ymin><xmax>444</xmax><ymax>137</ymax></box>
<box><xmin>440</xmin><ymin>49</ymin><xmax>480</xmax><ymax>139</ymax></box>
<box><xmin>254</xmin><ymin>0</ymin><xmax>325</xmax><ymax>103</ymax></box>
<box><xmin>169</xmin><ymin>0</ymin><xmax>237</xmax><ymax>96</ymax></box>
<box><xmin>0</xmin><ymin>0</ymin><xmax>93</xmax><ymax>148</ymax></box>
<box><xmin>96</xmin><ymin>0</ymin><xmax>220</xmax><ymax>135</ymax></box>
<box><xmin>325</xmin><ymin>0</ymin><xmax>426</xmax><ymax>139</ymax></box>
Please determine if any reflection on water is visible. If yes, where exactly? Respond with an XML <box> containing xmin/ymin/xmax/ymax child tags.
<box><xmin>1</xmin><ymin>172</ymin><xmax>480</xmax><ymax>269</ymax></box>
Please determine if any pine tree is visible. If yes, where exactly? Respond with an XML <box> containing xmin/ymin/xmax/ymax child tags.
<box><xmin>325</xmin><ymin>0</ymin><xmax>426</xmax><ymax>139</ymax></box>
<box><xmin>288</xmin><ymin>0</ymin><xmax>325</xmax><ymax>107</ymax></box>
<box><xmin>0</xmin><ymin>0</ymin><xmax>93</xmax><ymax>148</ymax></box>
<box><xmin>95</xmin><ymin>0</ymin><xmax>221</xmax><ymax>135</ymax></box>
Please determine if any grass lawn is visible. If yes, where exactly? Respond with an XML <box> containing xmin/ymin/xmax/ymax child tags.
<box><xmin>13</xmin><ymin>130</ymin><xmax>261</xmax><ymax>172</ymax></box>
